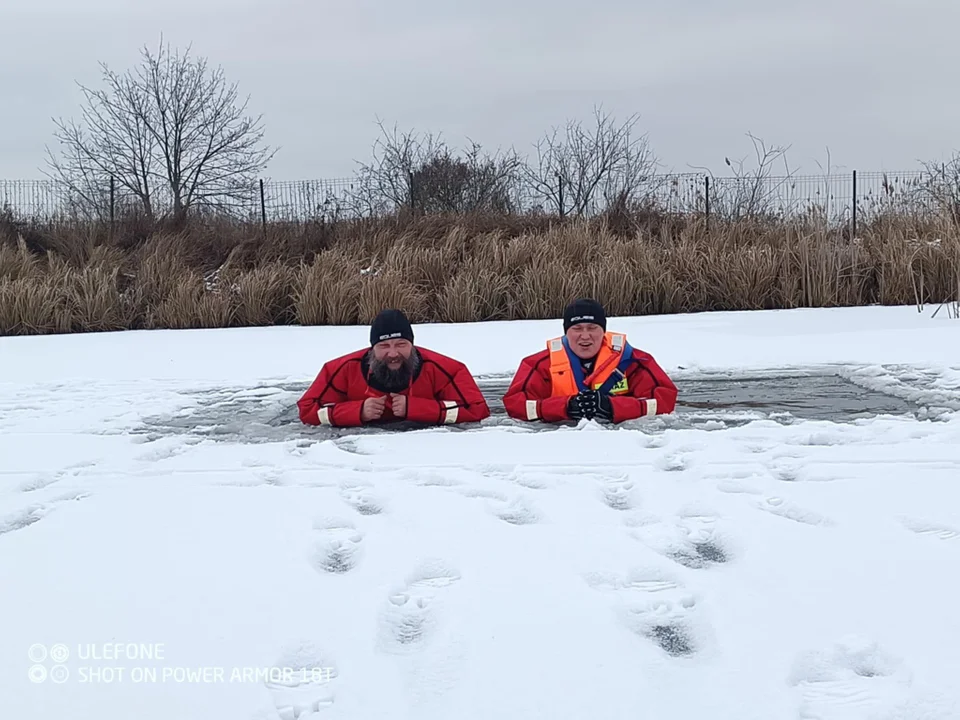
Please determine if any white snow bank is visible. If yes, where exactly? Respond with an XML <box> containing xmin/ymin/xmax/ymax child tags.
<box><xmin>1</xmin><ymin>305</ymin><xmax>960</xmax><ymax>720</ymax></box>
<box><xmin>1</xmin><ymin>304</ymin><xmax>958</xmax><ymax>383</ymax></box>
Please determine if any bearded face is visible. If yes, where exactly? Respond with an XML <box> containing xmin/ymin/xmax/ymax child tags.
<box><xmin>367</xmin><ymin>345</ymin><xmax>420</xmax><ymax>392</ymax></box>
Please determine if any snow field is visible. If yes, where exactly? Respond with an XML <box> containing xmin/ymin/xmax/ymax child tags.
<box><xmin>1</xmin><ymin>305</ymin><xmax>960</xmax><ymax>719</ymax></box>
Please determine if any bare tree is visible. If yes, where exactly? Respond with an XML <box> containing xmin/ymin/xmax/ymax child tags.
<box><xmin>44</xmin><ymin>38</ymin><xmax>275</xmax><ymax>224</ymax></box>
<box><xmin>521</xmin><ymin>107</ymin><xmax>661</xmax><ymax>217</ymax></box>
<box><xmin>348</xmin><ymin>120</ymin><xmax>523</xmax><ymax>216</ymax></box>
<box><xmin>411</xmin><ymin>141</ymin><xmax>523</xmax><ymax>215</ymax></box>
<box><xmin>691</xmin><ymin>133</ymin><xmax>795</xmax><ymax>221</ymax></box>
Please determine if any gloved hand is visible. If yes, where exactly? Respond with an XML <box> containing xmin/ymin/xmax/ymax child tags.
<box><xmin>567</xmin><ymin>390</ymin><xmax>599</xmax><ymax>420</ymax></box>
<box><xmin>594</xmin><ymin>392</ymin><xmax>613</xmax><ymax>421</ymax></box>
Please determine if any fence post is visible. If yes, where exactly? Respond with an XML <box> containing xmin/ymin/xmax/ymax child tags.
<box><xmin>109</xmin><ymin>175</ymin><xmax>115</xmax><ymax>239</ymax></box>
<box><xmin>704</xmin><ymin>174</ymin><xmax>710</xmax><ymax>233</ymax></box>
<box><xmin>851</xmin><ymin>170</ymin><xmax>857</xmax><ymax>241</ymax></box>
<box><xmin>557</xmin><ymin>171</ymin><xmax>564</xmax><ymax>218</ymax></box>
<box><xmin>259</xmin><ymin>178</ymin><xmax>266</xmax><ymax>233</ymax></box>
<box><xmin>408</xmin><ymin>170</ymin><xmax>416</xmax><ymax>214</ymax></box>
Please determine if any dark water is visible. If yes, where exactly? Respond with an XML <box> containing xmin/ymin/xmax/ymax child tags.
<box><xmin>131</xmin><ymin>367</ymin><xmax>937</xmax><ymax>445</ymax></box>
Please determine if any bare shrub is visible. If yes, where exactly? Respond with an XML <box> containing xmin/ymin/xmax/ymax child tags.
<box><xmin>348</xmin><ymin>122</ymin><xmax>523</xmax><ymax>217</ymax></box>
<box><xmin>523</xmin><ymin>107</ymin><xmax>661</xmax><ymax>217</ymax></box>
<box><xmin>692</xmin><ymin>134</ymin><xmax>796</xmax><ymax>222</ymax></box>
<box><xmin>46</xmin><ymin>39</ymin><xmax>274</xmax><ymax>224</ymax></box>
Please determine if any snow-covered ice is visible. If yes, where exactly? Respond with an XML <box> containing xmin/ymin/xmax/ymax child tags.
<box><xmin>1</xmin><ymin>305</ymin><xmax>960</xmax><ymax>719</ymax></box>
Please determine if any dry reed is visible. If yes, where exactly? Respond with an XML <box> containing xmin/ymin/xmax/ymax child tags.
<box><xmin>1</xmin><ymin>211</ymin><xmax>958</xmax><ymax>336</ymax></box>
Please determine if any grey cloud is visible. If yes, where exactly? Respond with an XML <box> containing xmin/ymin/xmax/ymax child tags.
<box><xmin>1</xmin><ymin>0</ymin><xmax>959</xmax><ymax>183</ymax></box>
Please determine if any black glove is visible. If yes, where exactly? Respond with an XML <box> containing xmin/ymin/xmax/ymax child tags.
<box><xmin>567</xmin><ymin>394</ymin><xmax>585</xmax><ymax>419</ymax></box>
<box><xmin>567</xmin><ymin>390</ymin><xmax>598</xmax><ymax>420</ymax></box>
<box><xmin>594</xmin><ymin>392</ymin><xmax>613</xmax><ymax>421</ymax></box>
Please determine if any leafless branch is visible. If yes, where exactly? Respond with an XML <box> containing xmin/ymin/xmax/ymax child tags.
<box><xmin>43</xmin><ymin>36</ymin><xmax>275</xmax><ymax>223</ymax></box>
<box><xmin>347</xmin><ymin>120</ymin><xmax>523</xmax><ymax>216</ymax></box>
<box><xmin>690</xmin><ymin>133</ymin><xmax>794</xmax><ymax>221</ymax></box>
<box><xmin>521</xmin><ymin>107</ymin><xmax>662</xmax><ymax>217</ymax></box>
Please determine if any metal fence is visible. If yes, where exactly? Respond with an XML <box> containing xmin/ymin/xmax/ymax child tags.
<box><xmin>0</xmin><ymin>170</ymin><xmax>944</xmax><ymax>229</ymax></box>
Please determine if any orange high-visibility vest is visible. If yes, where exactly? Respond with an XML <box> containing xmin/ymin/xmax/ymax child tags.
<box><xmin>547</xmin><ymin>332</ymin><xmax>628</xmax><ymax>396</ymax></box>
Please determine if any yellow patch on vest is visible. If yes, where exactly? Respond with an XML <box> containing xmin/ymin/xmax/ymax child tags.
<box><xmin>608</xmin><ymin>377</ymin><xmax>629</xmax><ymax>394</ymax></box>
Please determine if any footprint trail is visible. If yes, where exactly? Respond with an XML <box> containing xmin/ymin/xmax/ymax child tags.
<box><xmin>627</xmin><ymin>503</ymin><xmax>733</xmax><ymax>570</ymax></box>
<box><xmin>585</xmin><ymin>567</ymin><xmax>706</xmax><ymax>657</ymax></box>
<box><xmin>264</xmin><ymin>641</ymin><xmax>338</xmax><ymax>720</ymax></box>
<box><xmin>309</xmin><ymin>517</ymin><xmax>364</xmax><ymax>574</ymax></box>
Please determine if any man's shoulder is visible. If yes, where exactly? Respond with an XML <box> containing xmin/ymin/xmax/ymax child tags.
<box><xmin>321</xmin><ymin>348</ymin><xmax>367</xmax><ymax>370</ymax></box>
<box><xmin>517</xmin><ymin>346</ymin><xmax>552</xmax><ymax>368</ymax></box>
<box><xmin>625</xmin><ymin>345</ymin><xmax>656</xmax><ymax>362</ymax></box>
<box><xmin>622</xmin><ymin>341</ymin><xmax>663</xmax><ymax>372</ymax></box>
<box><xmin>416</xmin><ymin>346</ymin><xmax>467</xmax><ymax>368</ymax></box>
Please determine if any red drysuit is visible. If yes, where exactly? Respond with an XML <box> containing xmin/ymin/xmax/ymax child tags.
<box><xmin>502</xmin><ymin>340</ymin><xmax>678</xmax><ymax>423</ymax></box>
<box><xmin>297</xmin><ymin>347</ymin><xmax>490</xmax><ymax>427</ymax></box>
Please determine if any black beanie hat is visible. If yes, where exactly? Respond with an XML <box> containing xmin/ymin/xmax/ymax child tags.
<box><xmin>563</xmin><ymin>298</ymin><xmax>606</xmax><ymax>332</ymax></box>
<box><xmin>370</xmin><ymin>309</ymin><xmax>414</xmax><ymax>345</ymax></box>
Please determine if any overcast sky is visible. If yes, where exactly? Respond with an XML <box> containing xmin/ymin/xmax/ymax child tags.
<box><xmin>2</xmin><ymin>0</ymin><xmax>958</xmax><ymax>181</ymax></box>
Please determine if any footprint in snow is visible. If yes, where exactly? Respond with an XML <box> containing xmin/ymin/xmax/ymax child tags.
<box><xmin>584</xmin><ymin>567</ymin><xmax>704</xmax><ymax>657</ymax></box>
<box><xmin>627</xmin><ymin>504</ymin><xmax>734</xmax><ymax>570</ymax></box>
<box><xmin>134</xmin><ymin>439</ymin><xmax>193</xmax><ymax>462</ymax></box>
<box><xmin>377</xmin><ymin>559</ymin><xmax>462</xmax><ymax>654</ymax></box>
<box><xmin>624</xmin><ymin>596</ymin><xmax>701</xmax><ymax>658</ymax></box>
<box><xmin>757</xmin><ymin>496</ymin><xmax>833</xmax><ymax>527</ymax></box>
<box><xmin>286</xmin><ymin>438</ymin><xmax>314</xmax><ymax>457</ymax></box>
<box><xmin>899</xmin><ymin>517</ymin><xmax>959</xmax><ymax>541</ymax></box>
<box><xmin>457</xmin><ymin>487</ymin><xmax>509</xmax><ymax>501</ymax></box>
<box><xmin>788</xmin><ymin>635</ymin><xmax>917</xmax><ymax>720</ymax></box>
<box><xmin>656</xmin><ymin>450</ymin><xmax>692</xmax><ymax>472</ymax></box>
<box><xmin>459</xmin><ymin>482</ymin><xmax>539</xmax><ymax>524</ymax></box>
<box><xmin>597</xmin><ymin>473</ymin><xmax>636</xmax><ymax>511</ymax></box>
<box><xmin>768</xmin><ymin>457</ymin><xmax>804</xmax><ymax>483</ymax></box>
<box><xmin>403</xmin><ymin>469</ymin><xmax>463</xmax><ymax>487</ymax></box>
<box><xmin>716</xmin><ymin>478</ymin><xmax>763</xmax><ymax>495</ymax></box>
<box><xmin>705</xmin><ymin>468</ymin><xmax>765</xmax><ymax>495</ymax></box>
<box><xmin>251</xmin><ymin>467</ymin><xmax>286</xmax><ymax>486</ymax></box>
<box><xmin>339</xmin><ymin>483</ymin><xmax>384</xmax><ymax>516</ymax></box>
<box><xmin>506</xmin><ymin>470</ymin><xmax>551</xmax><ymax>490</ymax></box>
<box><xmin>0</xmin><ymin>491</ymin><xmax>90</xmax><ymax>536</ymax></box>
<box><xmin>487</xmin><ymin>495</ymin><xmax>540</xmax><ymax>525</ymax></box>
<box><xmin>264</xmin><ymin>640</ymin><xmax>337</xmax><ymax>720</ymax></box>
<box><xmin>18</xmin><ymin>460</ymin><xmax>98</xmax><ymax>492</ymax></box>
<box><xmin>377</xmin><ymin>559</ymin><xmax>468</xmax><ymax>709</ymax></box>
<box><xmin>740</xmin><ymin>441</ymin><xmax>775</xmax><ymax>454</ymax></box>
<box><xmin>767</xmin><ymin>457</ymin><xmax>837</xmax><ymax>484</ymax></box>
<box><xmin>309</xmin><ymin>517</ymin><xmax>364</xmax><ymax>574</ymax></box>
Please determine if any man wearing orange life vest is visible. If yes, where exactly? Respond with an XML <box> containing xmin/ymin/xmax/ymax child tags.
<box><xmin>502</xmin><ymin>299</ymin><xmax>678</xmax><ymax>423</ymax></box>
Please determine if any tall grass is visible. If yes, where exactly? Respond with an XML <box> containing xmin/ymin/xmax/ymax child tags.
<box><xmin>1</xmin><ymin>210</ymin><xmax>958</xmax><ymax>336</ymax></box>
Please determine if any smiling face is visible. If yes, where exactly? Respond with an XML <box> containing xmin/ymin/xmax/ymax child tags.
<box><xmin>372</xmin><ymin>338</ymin><xmax>413</xmax><ymax>370</ymax></box>
<box><xmin>565</xmin><ymin>322</ymin><xmax>605</xmax><ymax>359</ymax></box>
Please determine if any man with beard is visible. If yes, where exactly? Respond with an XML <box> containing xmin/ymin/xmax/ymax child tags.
<box><xmin>297</xmin><ymin>309</ymin><xmax>490</xmax><ymax>427</ymax></box>
<box><xmin>502</xmin><ymin>298</ymin><xmax>677</xmax><ymax>424</ymax></box>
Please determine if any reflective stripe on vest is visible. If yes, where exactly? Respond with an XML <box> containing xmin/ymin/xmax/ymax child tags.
<box><xmin>547</xmin><ymin>332</ymin><xmax>631</xmax><ymax>396</ymax></box>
